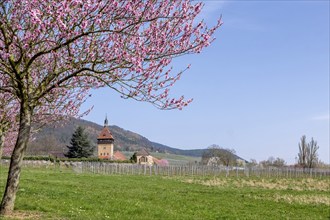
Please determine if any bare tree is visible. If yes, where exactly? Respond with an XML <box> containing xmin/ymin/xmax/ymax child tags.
<box><xmin>219</xmin><ymin>148</ymin><xmax>236</xmax><ymax>167</ymax></box>
<box><xmin>298</xmin><ymin>135</ymin><xmax>308</xmax><ymax>168</ymax></box>
<box><xmin>298</xmin><ymin>135</ymin><xmax>319</xmax><ymax>169</ymax></box>
<box><xmin>201</xmin><ymin>144</ymin><xmax>220</xmax><ymax>165</ymax></box>
<box><xmin>272</xmin><ymin>157</ymin><xmax>286</xmax><ymax>167</ymax></box>
<box><xmin>202</xmin><ymin>144</ymin><xmax>236</xmax><ymax>167</ymax></box>
<box><xmin>307</xmin><ymin>138</ymin><xmax>319</xmax><ymax>169</ymax></box>
<box><xmin>260</xmin><ymin>156</ymin><xmax>274</xmax><ymax>168</ymax></box>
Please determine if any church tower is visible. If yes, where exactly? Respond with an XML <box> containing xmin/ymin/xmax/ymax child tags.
<box><xmin>97</xmin><ymin>116</ymin><xmax>114</xmax><ymax>159</ymax></box>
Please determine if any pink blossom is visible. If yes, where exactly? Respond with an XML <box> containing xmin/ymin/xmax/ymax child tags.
<box><xmin>0</xmin><ymin>0</ymin><xmax>221</xmax><ymax>156</ymax></box>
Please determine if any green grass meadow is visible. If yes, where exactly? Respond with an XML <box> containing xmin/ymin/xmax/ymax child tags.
<box><xmin>0</xmin><ymin>166</ymin><xmax>329</xmax><ymax>219</ymax></box>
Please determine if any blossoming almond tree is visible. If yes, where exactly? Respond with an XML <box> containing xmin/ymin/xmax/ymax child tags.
<box><xmin>0</xmin><ymin>0</ymin><xmax>221</xmax><ymax>214</ymax></box>
<box><xmin>0</xmin><ymin>67</ymin><xmax>92</xmax><ymax>159</ymax></box>
<box><xmin>0</xmin><ymin>86</ymin><xmax>91</xmax><ymax>159</ymax></box>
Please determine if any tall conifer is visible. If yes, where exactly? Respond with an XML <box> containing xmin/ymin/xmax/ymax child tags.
<box><xmin>65</xmin><ymin>126</ymin><xmax>94</xmax><ymax>158</ymax></box>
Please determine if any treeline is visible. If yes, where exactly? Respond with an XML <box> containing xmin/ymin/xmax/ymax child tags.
<box><xmin>201</xmin><ymin>135</ymin><xmax>327</xmax><ymax>169</ymax></box>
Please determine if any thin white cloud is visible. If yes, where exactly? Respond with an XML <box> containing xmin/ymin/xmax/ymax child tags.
<box><xmin>312</xmin><ymin>114</ymin><xmax>330</xmax><ymax>121</ymax></box>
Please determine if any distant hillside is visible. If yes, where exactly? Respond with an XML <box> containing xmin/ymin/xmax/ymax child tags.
<box><xmin>26</xmin><ymin>117</ymin><xmax>242</xmax><ymax>161</ymax></box>
<box><xmin>27</xmin><ymin>117</ymin><xmax>206</xmax><ymax>157</ymax></box>
<box><xmin>150</xmin><ymin>142</ymin><xmax>205</xmax><ymax>157</ymax></box>
<box><xmin>27</xmin><ymin>118</ymin><xmax>156</xmax><ymax>156</ymax></box>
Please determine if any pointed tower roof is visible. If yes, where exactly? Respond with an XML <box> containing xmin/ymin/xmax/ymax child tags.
<box><xmin>97</xmin><ymin>116</ymin><xmax>114</xmax><ymax>140</ymax></box>
<box><xmin>104</xmin><ymin>115</ymin><xmax>108</xmax><ymax>127</ymax></box>
<box><xmin>97</xmin><ymin>127</ymin><xmax>114</xmax><ymax>140</ymax></box>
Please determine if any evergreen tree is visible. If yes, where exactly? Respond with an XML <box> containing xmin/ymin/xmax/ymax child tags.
<box><xmin>130</xmin><ymin>152</ymin><xmax>137</xmax><ymax>163</ymax></box>
<box><xmin>65</xmin><ymin>126</ymin><xmax>94</xmax><ymax>158</ymax></box>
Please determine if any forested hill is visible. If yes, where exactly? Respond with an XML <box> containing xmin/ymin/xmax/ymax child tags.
<box><xmin>150</xmin><ymin>142</ymin><xmax>205</xmax><ymax>157</ymax></box>
<box><xmin>26</xmin><ymin>117</ymin><xmax>206</xmax><ymax>157</ymax></box>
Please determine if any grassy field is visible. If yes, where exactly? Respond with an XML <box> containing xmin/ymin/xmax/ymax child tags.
<box><xmin>0</xmin><ymin>166</ymin><xmax>329</xmax><ymax>220</ymax></box>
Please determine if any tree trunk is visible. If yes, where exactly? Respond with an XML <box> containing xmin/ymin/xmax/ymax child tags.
<box><xmin>0</xmin><ymin>130</ymin><xmax>4</xmax><ymax>159</ymax></box>
<box><xmin>0</xmin><ymin>108</ymin><xmax>32</xmax><ymax>215</ymax></box>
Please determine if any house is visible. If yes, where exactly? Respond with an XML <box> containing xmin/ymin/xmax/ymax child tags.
<box><xmin>136</xmin><ymin>148</ymin><xmax>154</xmax><ymax>165</ymax></box>
<box><xmin>133</xmin><ymin>148</ymin><xmax>169</xmax><ymax>166</ymax></box>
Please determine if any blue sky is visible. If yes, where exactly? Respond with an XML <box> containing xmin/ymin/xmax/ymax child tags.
<box><xmin>82</xmin><ymin>1</ymin><xmax>329</xmax><ymax>164</ymax></box>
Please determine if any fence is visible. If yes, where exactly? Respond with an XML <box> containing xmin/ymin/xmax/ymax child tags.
<box><xmin>78</xmin><ymin>162</ymin><xmax>330</xmax><ymax>178</ymax></box>
<box><xmin>1</xmin><ymin>160</ymin><xmax>329</xmax><ymax>178</ymax></box>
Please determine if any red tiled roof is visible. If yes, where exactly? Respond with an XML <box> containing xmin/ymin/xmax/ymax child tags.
<box><xmin>113</xmin><ymin>151</ymin><xmax>127</xmax><ymax>161</ymax></box>
<box><xmin>97</xmin><ymin>126</ymin><xmax>114</xmax><ymax>140</ymax></box>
